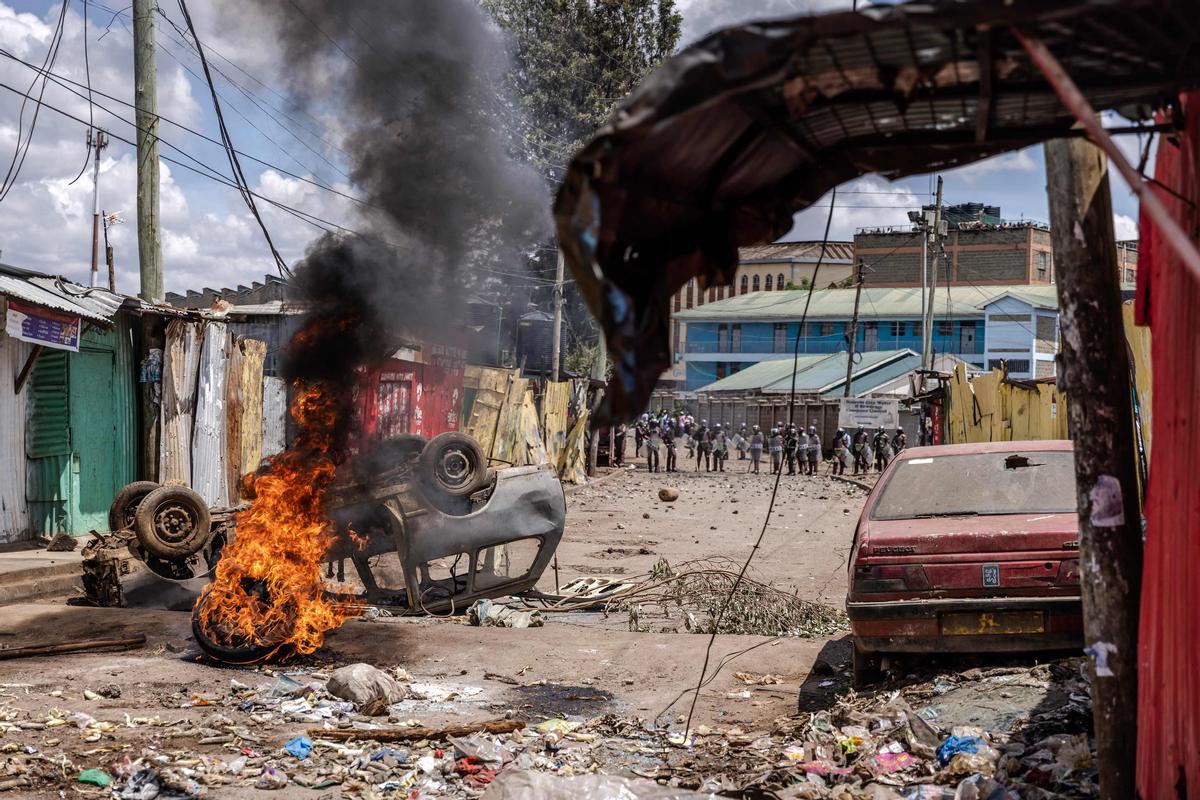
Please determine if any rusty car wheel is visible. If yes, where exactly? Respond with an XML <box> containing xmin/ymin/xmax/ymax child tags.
<box><xmin>133</xmin><ymin>485</ymin><xmax>212</xmax><ymax>561</ymax></box>
<box><xmin>420</xmin><ymin>432</ymin><xmax>488</xmax><ymax>499</ymax></box>
<box><xmin>108</xmin><ymin>481</ymin><xmax>161</xmax><ymax>532</ymax></box>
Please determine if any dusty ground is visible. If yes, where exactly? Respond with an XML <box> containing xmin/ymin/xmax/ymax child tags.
<box><xmin>0</xmin><ymin>449</ymin><xmax>872</xmax><ymax>796</ymax></box>
<box><xmin>0</xmin><ymin>450</ymin><xmax>1070</xmax><ymax>798</ymax></box>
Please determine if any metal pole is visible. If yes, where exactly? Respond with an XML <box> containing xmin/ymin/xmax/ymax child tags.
<box><xmin>843</xmin><ymin>261</ymin><xmax>864</xmax><ymax>397</ymax></box>
<box><xmin>551</xmin><ymin>248</ymin><xmax>565</xmax><ymax>383</ymax></box>
<box><xmin>133</xmin><ymin>0</ymin><xmax>163</xmax><ymax>303</ymax></box>
<box><xmin>923</xmin><ymin>176</ymin><xmax>944</xmax><ymax>372</ymax></box>
<box><xmin>88</xmin><ymin>130</ymin><xmax>106</xmax><ymax>288</ymax></box>
<box><xmin>919</xmin><ymin>229</ymin><xmax>927</xmax><ymax>376</ymax></box>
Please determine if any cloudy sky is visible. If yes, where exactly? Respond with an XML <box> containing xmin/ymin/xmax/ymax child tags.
<box><xmin>0</xmin><ymin>0</ymin><xmax>1145</xmax><ymax>296</ymax></box>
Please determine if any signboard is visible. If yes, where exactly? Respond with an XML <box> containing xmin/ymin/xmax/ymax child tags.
<box><xmin>838</xmin><ymin>397</ymin><xmax>900</xmax><ymax>430</ymax></box>
<box><xmin>4</xmin><ymin>299</ymin><xmax>80</xmax><ymax>351</ymax></box>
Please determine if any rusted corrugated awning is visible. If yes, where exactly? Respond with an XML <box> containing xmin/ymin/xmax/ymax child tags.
<box><xmin>554</xmin><ymin>0</ymin><xmax>1200</xmax><ymax>420</ymax></box>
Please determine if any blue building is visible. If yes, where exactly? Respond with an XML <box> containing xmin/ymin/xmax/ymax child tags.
<box><xmin>671</xmin><ymin>284</ymin><xmax>1061</xmax><ymax>391</ymax></box>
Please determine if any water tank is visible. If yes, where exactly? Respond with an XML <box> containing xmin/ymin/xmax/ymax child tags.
<box><xmin>517</xmin><ymin>309</ymin><xmax>556</xmax><ymax>373</ymax></box>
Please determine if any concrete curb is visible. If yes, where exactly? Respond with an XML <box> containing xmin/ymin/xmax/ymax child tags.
<box><xmin>0</xmin><ymin>568</ymin><xmax>82</xmax><ymax>606</ymax></box>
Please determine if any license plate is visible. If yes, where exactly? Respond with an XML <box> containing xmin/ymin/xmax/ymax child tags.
<box><xmin>942</xmin><ymin>611</ymin><xmax>1046</xmax><ymax>635</ymax></box>
<box><xmin>982</xmin><ymin>564</ymin><xmax>1001</xmax><ymax>587</ymax></box>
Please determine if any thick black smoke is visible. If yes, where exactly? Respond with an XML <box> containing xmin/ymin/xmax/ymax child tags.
<box><xmin>252</xmin><ymin>0</ymin><xmax>549</xmax><ymax>400</ymax></box>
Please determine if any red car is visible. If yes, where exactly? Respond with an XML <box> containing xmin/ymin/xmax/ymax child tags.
<box><xmin>846</xmin><ymin>440</ymin><xmax>1083</xmax><ymax>685</ymax></box>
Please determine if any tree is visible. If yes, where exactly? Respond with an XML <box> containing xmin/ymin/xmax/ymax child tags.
<box><xmin>483</xmin><ymin>0</ymin><xmax>682</xmax><ymax>186</ymax></box>
<box><xmin>481</xmin><ymin>0</ymin><xmax>682</xmax><ymax>362</ymax></box>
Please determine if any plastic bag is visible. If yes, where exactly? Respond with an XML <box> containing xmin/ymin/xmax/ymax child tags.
<box><xmin>480</xmin><ymin>772</ymin><xmax>722</xmax><ymax>799</ymax></box>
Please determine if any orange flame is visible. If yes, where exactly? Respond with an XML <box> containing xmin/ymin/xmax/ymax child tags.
<box><xmin>196</xmin><ymin>380</ymin><xmax>359</xmax><ymax>658</ymax></box>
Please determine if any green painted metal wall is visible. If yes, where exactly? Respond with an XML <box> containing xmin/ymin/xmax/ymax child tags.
<box><xmin>26</xmin><ymin>315</ymin><xmax>137</xmax><ymax>536</ymax></box>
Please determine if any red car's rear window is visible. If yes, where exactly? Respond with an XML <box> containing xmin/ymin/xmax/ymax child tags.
<box><xmin>869</xmin><ymin>450</ymin><xmax>1077</xmax><ymax>521</ymax></box>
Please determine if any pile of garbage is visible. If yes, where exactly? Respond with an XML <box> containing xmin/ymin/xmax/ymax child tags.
<box><xmin>653</xmin><ymin>660</ymin><xmax>1097</xmax><ymax>799</ymax></box>
<box><xmin>0</xmin><ymin>655</ymin><xmax>1095</xmax><ymax>799</ymax></box>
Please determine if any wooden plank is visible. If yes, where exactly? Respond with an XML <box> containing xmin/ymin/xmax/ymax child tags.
<box><xmin>239</xmin><ymin>338</ymin><xmax>266</xmax><ymax>478</ymax></box>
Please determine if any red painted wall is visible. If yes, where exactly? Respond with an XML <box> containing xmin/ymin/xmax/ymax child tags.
<box><xmin>353</xmin><ymin>340</ymin><xmax>467</xmax><ymax>451</ymax></box>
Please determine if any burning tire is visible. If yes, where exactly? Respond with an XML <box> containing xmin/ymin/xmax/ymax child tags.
<box><xmin>108</xmin><ymin>481</ymin><xmax>160</xmax><ymax>532</ymax></box>
<box><xmin>191</xmin><ymin>583</ymin><xmax>294</xmax><ymax>664</ymax></box>
<box><xmin>133</xmin><ymin>485</ymin><xmax>213</xmax><ymax>561</ymax></box>
<box><xmin>420</xmin><ymin>432</ymin><xmax>488</xmax><ymax>499</ymax></box>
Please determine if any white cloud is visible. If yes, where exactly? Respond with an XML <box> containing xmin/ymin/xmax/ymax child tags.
<box><xmin>782</xmin><ymin>175</ymin><xmax>920</xmax><ymax>242</ymax></box>
<box><xmin>0</xmin><ymin>0</ymin><xmax>353</xmax><ymax>295</ymax></box>
<box><xmin>677</xmin><ymin>0</ymin><xmax>852</xmax><ymax>44</ymax></box>
<box><xmin>950</xmin><ymin>149</ymin><xmax>1038</xmax><ymax>186</ymax></box>
<box><xmin>1113</xmin><ymin>213</ymin><xmax>1138</xmax><ymax>241</ymax></box>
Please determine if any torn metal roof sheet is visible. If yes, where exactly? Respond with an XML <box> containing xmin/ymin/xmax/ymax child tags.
<box><xmin>0</xmin><ymin>263</ymin><xmax>125</xmax><ymax>323</ymax></box>
<box><xmin>554</xmin><ymin>0</ymin><xmax>1200</xmax><ymax>420</ymax></box>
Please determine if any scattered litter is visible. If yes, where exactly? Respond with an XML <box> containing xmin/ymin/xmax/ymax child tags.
<box><xmin>283</xmin><ymin>735</ymin><xmax>313</xmax><ymax>760</ymax></box>
<box><xmin>326</xmin><ymin>662</ymin><xmax>408</xmax><ymax>706</ymax></box>
<box><xmin>481</xmin><ymin>772</ymin><xmax>718</xmax><ymax>798</ymax></box>
<box><xmin>936</xmin><ymin>735</ymin><xmax>985</xmax><ymax>766</ymax></box>
<box><xmin>467</xmin><ymin>598</ymin><xmax>545</xmax><ymax>628</ymax></box>
<box><xmin>731</xmin><ymin>671</ymin><xmax>784</xmax><ymax>685</ymax></box>
<box><xmin>77</xmin><ymin>768</ymin><xmax>111</xmax><ymax>787</ymax></box>
<box><xmin>254</xmin><ymin>765</ymin><xmax>288</xmax><ymax>790</ymax></box>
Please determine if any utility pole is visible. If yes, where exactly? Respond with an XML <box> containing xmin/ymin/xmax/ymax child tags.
<box><xmin>843</xmin><ymin>260</ymin><xmax>864</xmax><ymax>397</ymax></box>
<box><xmin>134</xmin><ymin>0</ymin><xmax>163</xmax><ymax>482</ymax></box>
<box><xmin>88</xmin><ymin>129</ymin><xmax>108</xmax><ymax>288</ymax></box>
<box><xmin>102</xmin><ymin>210</ymin><xmax>116</xmax><ymax>292</ymax></box>
<box><xmin>551</xmin><ymin>248</ymin><xmax>565</xmax><ymax>383</ymax></box>
<box><xmin>921</xmin><ymin>176</ymin><xmax>944</xmax><ymax>373</ymax></box>
<box><xmin>1044</xmin><ymin>136</ymin><xmax>1142</xmax><ymax>800</ymax></box>
<box><xmin>133</xmin><ymin>0</ymin><xmax>162</xmax><ymax>303</ymax></box>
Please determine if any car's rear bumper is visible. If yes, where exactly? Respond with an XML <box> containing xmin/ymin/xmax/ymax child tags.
<box><xmin>847</xmin><ymin>595</ymin><xmax>1083</xmax><ymax>654</ymax></box>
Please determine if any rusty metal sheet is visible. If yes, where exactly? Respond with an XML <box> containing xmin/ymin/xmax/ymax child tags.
<box><xmin>159</xmin><ymin>320</ymin><xmax>202</xmax><ymax>484</ymax></box>
<box><xmin>553</xmin><ymin>0</ymin><xmax>1200</xmax><ymax>419</ymax></box>
<box><xmin>240</xmin><ymin>339</ymin><xmax>267</xmax><ymax>477</ymax></box>
<box><xmin>0</xmin><ymin>332</ymin><xmax>32</xmax><ymax>543</ymax></box>
<box><xmin>192</xmin><ymin>322</ymin><xmax>231</xmax><ymax>507</ymax></box>
<box><xmin>261</xmin><ymin>376</ymin><xmax>287</xmax><ymax>460</ymax></box>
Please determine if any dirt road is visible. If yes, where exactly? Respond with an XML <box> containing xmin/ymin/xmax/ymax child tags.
<box><xmin>0</xmin><ymin>460</ymin><xmax>869</xmax><ymax>796</ymax></box>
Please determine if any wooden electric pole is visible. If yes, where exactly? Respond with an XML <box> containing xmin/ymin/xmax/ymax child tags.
<box><xmin>551</xmin><ymin>248</ymin><xmax>565</xmax><ymax>382</ymax></box>
<box><xmin>1044</xmin><ymin>136</ymin><xmax>1142</xmax><ymax>800</ymax></box>
<box><xmin>843</xmin><ymin>261</ymin><xmax>864</xmax><ymax>397</ymax></box>
<box><xmin>133</xmin><ymin>0</ymin><xmax>162</xmax><ymax>303</ymax></box>
<box><xmin>134</xmin><ymin>0</ymin><xmax>163</xmax><ymax>482</ymax></box>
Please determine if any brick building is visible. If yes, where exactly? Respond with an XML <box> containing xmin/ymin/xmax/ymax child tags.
<box><xmin>854</xmin><ymin>213</ymin><xmax>1137</xmax><ymax>288</ymax></box>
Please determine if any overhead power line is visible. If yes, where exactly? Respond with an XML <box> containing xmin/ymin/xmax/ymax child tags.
<box><xmin>176</xmin><ymin>0</ymin><xmax>290</xmax><ymax>276</ymax></box>
<box><xmin>0</xmin><ymin>48</ymin><xmax>372</xmax><ymax>210</ymax></box>
<box><xmin>80</xmin><ymin>0</ymin><xmax>352</xmax><ymax>185</ymax></box>
<box><xmin>68</xmin><ymin>0</ymin><xmax>96</xmax><ymax>185</ymax></box>
<box><xmin>0</xmin><ymin>0</ymin><xmax>68</xmax><ymax>205</ymax></box>
<box><xmin>0</xmin><ymin>79</ymin><xmax>351</xmax><ymax>238</ymax></box>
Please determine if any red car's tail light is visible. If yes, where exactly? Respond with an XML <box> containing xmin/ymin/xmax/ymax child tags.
<box><xmin>1056</xmin><ymin>558</ymin><xmax>1080</xmax><ymax>584</ymax></box>
<box><xmin>853</xmin><ymin>564</ymin><xmax>930</xmax><ymax>593</ymax></box>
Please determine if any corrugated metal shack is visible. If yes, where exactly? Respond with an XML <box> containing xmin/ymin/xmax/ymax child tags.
<box><xmin>0</xmin><ymin>264</ymin><xmax>288</xmax><ymax>543</ymax></box>
<box><xmin>0</xmin><ymin>263</ymin><xmax>134</xmax><ymax>542</ymax></box>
